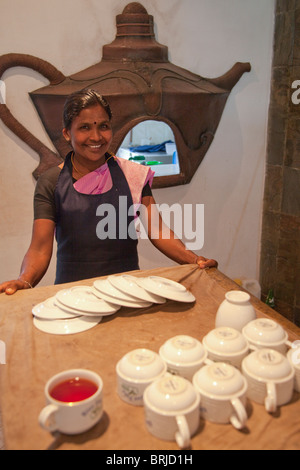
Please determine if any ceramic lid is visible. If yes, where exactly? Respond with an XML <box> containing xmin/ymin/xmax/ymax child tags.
<box><xmin>242</xmin><ymin>318</ymin><xmax>288</xmax><ymax>345</ymax></box>
<box><xmin>117</xmin><ymin>348</ymin><xmax>166</xmax><ymax>380</ymax></box>
<box><xmin>242</xmin><ymin>348</ymin><xmax>293</xmax><ymax>380</ymax></box>
<box><xmin>203</xmin><ymin>327</ymin><xmax>249</xmax><ymax>354</ymax></box>
<box><xmin>144</xmin><ymin>375</ymin><xmax>198</xmax><ymax>411</ymax></box>
<box><xmin>193</xmin><ymin>362</ymin><xmax>247</xmax><ymax>397</ymax></box>
<box><xmin>287</xmin><ymin>345</ymin><xmax>300</xmax><ymax>370</ymax></box>
<box><xmin>159</xmin><ymin>335</ymin><xmax>206</xmax><ymax>365</ymax></box>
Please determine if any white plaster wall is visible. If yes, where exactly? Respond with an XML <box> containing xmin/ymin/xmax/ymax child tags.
<box><xmin>0</xmin><ymin>0</ymin><xmax>275</xmax><ymax>287</ymax></box>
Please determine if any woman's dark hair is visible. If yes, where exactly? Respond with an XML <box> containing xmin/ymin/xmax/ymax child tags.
<box><xmin>63</xmin><ymin>89</ymin><xmax>112</xmax><ymax>129</ymax></box>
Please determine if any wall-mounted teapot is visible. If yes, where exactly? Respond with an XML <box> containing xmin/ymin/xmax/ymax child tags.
<box><xmin>0</xmin><ymin>3</ymin><xmax>250</xmax><ymax>187</ymax></box>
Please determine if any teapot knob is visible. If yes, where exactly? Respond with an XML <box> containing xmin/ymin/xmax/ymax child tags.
<box><xmin>0</xmin><ymin>53</ymin><xmax>66</xmax><ymax>178</ymax></box>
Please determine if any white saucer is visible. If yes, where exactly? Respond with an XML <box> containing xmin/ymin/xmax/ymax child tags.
<box><xmin>138</xmin><ymin>276</ymin><xmax>196</xmax><ymax>303</ymax></box>
<box><xmin>109</xmin><ymin>275</ymin><xmax>166</xmax><ymax>304</ymax></box>
<box><xmin>54</xmin><ymin>295</ymin><xmax>120</xmax><ymax>317</ymax></box>
<box><xmin>32</xmin><ymin>296</ymin><xmax>79</xmax><ymax>320</ymax></box>
<box><xmin>55</xmin><ymin>286</ymin><xmax>120</xmax><ymax>314</ymax></box>
<box><xmin>33</xmin><ymin>315</ymin><xmax>102</xmax><ymax>335</ymax></box>
<box><xmin>93</xmin><ymin>277</ymin><xmax>152</xmax><ymax>308</ymax></box>
<box><xmin>92</xmin><ymin>286</ymin><xmax>152</xmax><ymax>309</ymax></box>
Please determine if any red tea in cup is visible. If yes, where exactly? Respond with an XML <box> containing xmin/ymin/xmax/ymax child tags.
<box><xmin>50</xmin><ymin>376</ymin><xmax>98</xmax><ymax>403</ymax></box>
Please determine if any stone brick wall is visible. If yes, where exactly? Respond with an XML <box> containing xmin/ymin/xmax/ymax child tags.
<box><xmin>260</xmin><ymin>0</ymin><xmax>300</xmax><ymax>325</ymax></box>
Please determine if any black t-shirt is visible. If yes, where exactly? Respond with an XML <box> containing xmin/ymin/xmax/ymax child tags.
<box><xmin>34</xmin><ymin>165</ymin><xmax>152</xmax><ymax>222</ymax></box>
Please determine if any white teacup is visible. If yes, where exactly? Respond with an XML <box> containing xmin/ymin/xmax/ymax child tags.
<box><xmin>241</xmin><ymin>348</ymin><xmax>295</xmax><ymax>413</ymax></box>
<box><xmin>116</xmin><ymin>348</ymin><xmax>167</xmax><ymax>406</ymax></box>
<box><xmin>242</xmin><ymin>318</ymin><xmax>292</xmax><ymax>354</ymax></box>
<box><xmin>192</xmin><ymin>362</ymin><xmax>248</xmax><ymax>429</ymax></box>
<box><xmin>38</xmin><ymin>369</ymin><xmax>103</xmax><ymax>434</ymax></box>
<box><xmin>202</xmin><ymin>327</ymin><xmax>250</xmax><ymax>369</ymax></box>
<box><xmin>159</xmin><ymin>335</ymin><xmax>211</xmax><ymax>381</ymax></box>
<box><xmin>287</xmin><ymin>343</ymin><xmax>300</xmax><ymax>392</ymax></box>
<box><xmin>143</xmin><ymin>374</ymin><xmax>200</xmax><ymax>449</ymax></box>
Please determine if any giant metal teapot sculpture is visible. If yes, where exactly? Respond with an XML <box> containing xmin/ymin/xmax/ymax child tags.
<box><xmin>0</xmin><ymin>2</ymin><xmax>250</xmax><ymax>188</ymax></box>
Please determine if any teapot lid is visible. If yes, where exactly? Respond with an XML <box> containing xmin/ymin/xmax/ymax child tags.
<box><xmin>102</xmin><ymin>2</ymin><xmax>168</xmax><ymax>62</ymax></box>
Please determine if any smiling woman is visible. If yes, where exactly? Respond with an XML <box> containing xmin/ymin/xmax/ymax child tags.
<box><xmin>0</xmin><ymin>89</ymin><xmax>217</xmax><ymax>294</ymax></box>
<box><xmin>62</xmin><ymin>91</ymin><xmax>113</xmax><ymax>178</ymax></box>
<box><xmin>62</xmin><ymin>106</ymin><xmax>113</xmax><ymax>177</ymax></box>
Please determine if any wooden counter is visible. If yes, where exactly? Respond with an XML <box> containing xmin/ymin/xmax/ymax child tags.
<box><xmin>0</xmin><ymin>265</ymin><xmax>299</xmax><ymax>450</ymax></box>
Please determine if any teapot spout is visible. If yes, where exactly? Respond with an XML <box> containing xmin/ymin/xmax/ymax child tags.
<box><xmin>209</xmin><ymin>62</ymin><xmax>251</xmax><ymax>91</ymax></box>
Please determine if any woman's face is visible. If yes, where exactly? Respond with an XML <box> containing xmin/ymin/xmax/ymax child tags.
<box><xmin>63</xmin><ymin>104</ymin><xmax>113</xmax><ymax>167</ymax></box>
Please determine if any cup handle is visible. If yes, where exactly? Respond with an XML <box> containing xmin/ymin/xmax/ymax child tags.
<box><xmin>229</xmin><ymin>398</ymin><xmax>247</xmax><ymax>430</ymax></box>
<box><xmin>38</xmin><ymin>404</ymin><xmax>59</xmax><ymax>432</ymax></box>
<box><xmin>265</xmin><ymin>382</ymin><xmax>277</xmax><ymax>413</ymax></box>
<box><xmin>175</xmin><ymin>415</ymin><xmax>191</xmax><ymax>449</ymax></box>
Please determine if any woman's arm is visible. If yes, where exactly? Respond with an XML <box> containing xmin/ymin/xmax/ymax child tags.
<box><xmin>0</xmin><ymin>219</ymin><xmax>56</xmax><ymax>294</ymax></box>
<box><xmin>141</xmin><ymin>195</ymin><xmax>218</xmax><ymax>269</ymax></box>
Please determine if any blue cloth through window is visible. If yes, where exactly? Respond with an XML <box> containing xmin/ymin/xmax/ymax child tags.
<box><xmin>129</xmin><ymin>140</ymin><xmax>174</xmax><ymax>153</ymax></box>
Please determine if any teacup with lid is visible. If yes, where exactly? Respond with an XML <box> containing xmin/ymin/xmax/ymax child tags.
<box><xmin>143</xmin><ymin>374</ymin><xmax>200</xmax><ymax>448</ymax></box>
<box><xmin>202</xmin><ymin>327</ymin><xmax>250</xmax><ymax>369</ymax></box>
<box><xmin>192</xmin><ymin>362</ymin><xmax>248</xmax><ymax>429</ymax></box>
<box><xmin>287</xmin><ymin>342</ymin><xmax>300</xmax><ymax>392</ymax></box>
<box><xmin>116</xmin><ymin>348</ymin><xmax>167</xmax><ymax>406</ymax></box>
<box><xmin>241</xmin><ymin>348</ymin><xmax>295</xmax><ymax>413</ymax></box>
<box><xmin>242</xmin><ymin>318</ymin><xmax>292</xmax><ymax>354</ymax></box>
<box><xmin>159</xmin><ymin>335</ymin><xmax>211</xmax><ymax>381</ymax></box>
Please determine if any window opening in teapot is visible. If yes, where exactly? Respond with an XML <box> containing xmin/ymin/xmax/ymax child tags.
<box><xmin>117</xmin><ymin>120</ymin><xmax>179</xmax><ymax>177</ymax></box>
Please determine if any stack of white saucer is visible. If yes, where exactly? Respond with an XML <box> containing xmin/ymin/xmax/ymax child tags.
<box><xmin>32</xmin><ymin>275</ymin><xmax>196</xmax><ymax>335</ymax></box>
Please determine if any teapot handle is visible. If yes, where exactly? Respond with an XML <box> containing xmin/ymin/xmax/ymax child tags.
<box><xmin>0</xmin><ymin>53</ymin><xmax>66</xmax><ymax>178</ymax></box>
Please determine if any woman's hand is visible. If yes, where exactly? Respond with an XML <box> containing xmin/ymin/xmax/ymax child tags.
<box><xmin>195</xmin><ymin>256</ymin><xmax>218</xmax><ymax>269</ymax></box>
<box><xmin>0</xmin><ymin>279</ymin><xmax>32</xmax><ymax>295</ymax></box>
